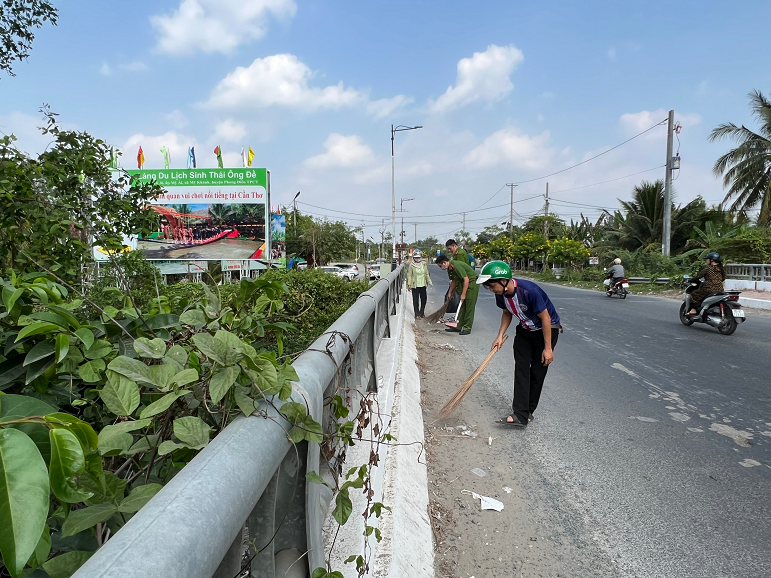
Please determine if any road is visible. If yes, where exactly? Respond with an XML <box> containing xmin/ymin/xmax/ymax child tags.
<box><xmin>420</xmin><ymin>265</ymin><xmax>771</xmax><ymax>578</ymax></box>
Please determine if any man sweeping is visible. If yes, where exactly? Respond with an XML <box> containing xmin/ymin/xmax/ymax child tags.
<box><xmin>477</xmin><ymin>261</ymin><xmax>561</xmax><ymax>427</ymax></box>
<box><xmin>435</xmin><ymin>255</ymin><xmax>478</xmax><ymax>335</ymax></box>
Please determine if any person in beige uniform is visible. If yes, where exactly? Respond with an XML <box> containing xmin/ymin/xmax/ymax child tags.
<box><xmin>406</xmin><ymin>250</ymin><xmax>432</xmax><ymax>318</ymax></box>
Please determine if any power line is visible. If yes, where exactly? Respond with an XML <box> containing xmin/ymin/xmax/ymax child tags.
<box><xmin>547</xmin><ymin>165</ymin><xmax>665</xmax><ymax>194</ymax></box>
<box><xmin>509</xmin><ymin>119</ymin><xmax>667</xmax><ymax>185</ymax></box>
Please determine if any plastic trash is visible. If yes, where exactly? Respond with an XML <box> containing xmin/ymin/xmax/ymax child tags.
<box><xmin>470</xmin><ymin>467</ymin><xmax>486</xmax><ymax>477</ymax></box>
<box><xmin>461</xmin><ymin>490</ymin><xmax>504</xmax><ymax>512</ymax></box>
<box><xmin>503</xmin><ymin>486</ymin><xmax>513</xmax><ymax>494</ymax></box>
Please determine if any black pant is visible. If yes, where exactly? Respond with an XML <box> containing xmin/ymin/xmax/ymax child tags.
<box><xmin>411</xmin><ymin>286</ymin><xmax>427</xmax><ymax>316</ymax></box>
<box><xmin>512</xmin><ymin>324</ymin><xmax>559</xmax><ymax>423</ymax></box>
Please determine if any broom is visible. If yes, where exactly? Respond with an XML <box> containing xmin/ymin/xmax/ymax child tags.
<box><xmin>424</xmin><ymin>300</ymin><xmax>449</xmax><ymax>323</ymax></box>
<box><xmin>438</xmin><ymin>334</ymin><xmax>509</xmax><ymax>419</ymax></box>
<box><xmin>443</xmin><ymin>300</ymin><xmax>463</xmax><ymax>328</ymax></box>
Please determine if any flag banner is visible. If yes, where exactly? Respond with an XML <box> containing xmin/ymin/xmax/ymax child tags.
<box><xmin>109</xmin><ymin>146</ymin><xmax>118</xmax><ymax>169</ymax></box>
<box><xmin>191</xmin><ymin>146</ymin><xmax>196</xmax><ymax>168</ymax></box>
<box><xmin>247</xmin><ymin>146</ymin><xmax>255</xmax><ymax>167</ymax></box>
<box><xmin>161</xmin><ymin>146</ymin><xmax>171</xmax><ymax>169</ymax></box>
<box><xmin>137</xmin><ymin>146</ymin><xmax>145</xmax><ymax>169</ymax></box>
<box><xmin>214</xmin><ymin>145</ymin><xmax>223</xmax><ymax>169</ymax></box>
<box><xmin>187</xmin><ymin>147</ymin><xmax>197</xmax><ymax>169</ymax></box>
<box><xmin>241</xmin><ymin>147</ymin><xmax>246</xmax><ymax>168</ymax></box>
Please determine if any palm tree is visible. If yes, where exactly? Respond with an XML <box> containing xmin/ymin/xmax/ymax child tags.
<box><xmin>208</xmin><ymin>204</ymin><xmax>235</xmax><ymax>225</ymax></box>
<box><xmin>709</xmin><ymin>89</ymin><xmax>771</xmax><ymax>225</ymax></box>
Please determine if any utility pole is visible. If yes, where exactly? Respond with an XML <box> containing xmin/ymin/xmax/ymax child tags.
<box><xmin>662</xmin><ymin>109</ymin><xmax>675</xmax><ymax>256</ymax></box>
<box><xmin>544</xmin><ymin>182</ymin><xmax>550</xmax><ymax>238</ymax></box>
<box><xmin>379</xmin><ymin>219</ymin><xmax>386</xmax><ymax>262</ymax></box>
<box><xmin>462</xmin><ymin>212</ymin><xmax>466</xmax><ymax>232</ymax></box>
<box><xmin>506</xmin><ymin>183</ymin><xmax>518</xmax><ymax>239</ymax></box>
<box><xmin>414</xmin><ymin>223</ymin><xmax>417</xmax><ymax>244</ymax></box>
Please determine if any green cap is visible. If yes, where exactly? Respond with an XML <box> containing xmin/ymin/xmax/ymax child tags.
<box><xmin>476</xmin><ymin>260</ymin><xmax>512</xmax><ymax>284</ymax></box>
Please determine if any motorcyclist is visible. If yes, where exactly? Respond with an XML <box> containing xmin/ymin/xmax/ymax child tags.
<box><xmin>606</xmin><ymin>258</ymin><xmax>625</xmax><ymax>295</ymax></box>
<box><xmin>686</xmin><ymin>251</ymin><xmax>726</xmax><ymax>315</ymax></box>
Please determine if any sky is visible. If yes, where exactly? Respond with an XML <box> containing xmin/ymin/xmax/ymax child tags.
<box><xmin>2</xmin><ymin>0</ymin><xmax>770</xmax><ymax>244</ymax></box>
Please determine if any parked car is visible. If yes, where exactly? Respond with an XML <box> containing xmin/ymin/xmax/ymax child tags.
<box><xmin>319</xmin><ymin>266</ymin><xmax>354</xmax><ymax>281</ymax></box>
<box><xmin>334</xmin><ymin>263</ymin><xmax>359</xmax><ymax>279</ymax></box>
<box><xmin>368</xmin><ymin>264</ymin><xmax>381</xmax><ymax>280</ymax></box>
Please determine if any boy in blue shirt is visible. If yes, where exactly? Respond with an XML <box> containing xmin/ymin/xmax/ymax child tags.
<box><xmin>477</xmin><ymin>261</ymin><xmax>561</xmax><ymax>427</ymax></box>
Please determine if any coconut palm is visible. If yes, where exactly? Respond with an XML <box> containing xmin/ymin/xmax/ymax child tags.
<box><xmin>208</xmin><ymin>204</ymin><xmax>235</xmax><ymax>225</ymax></box>
<box><xmin>709</xmin><ymin>89</ymin><xmax>771</xmax><ymax>225</ymax></box>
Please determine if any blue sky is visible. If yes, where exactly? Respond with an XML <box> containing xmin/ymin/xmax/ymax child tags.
<box><xmin>2</xmin><ymin>0</ymin><xmax>770</xmax><ymax>242</ymax></box>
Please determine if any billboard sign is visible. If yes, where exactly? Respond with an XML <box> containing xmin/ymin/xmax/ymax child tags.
<box><xmin>126</xmin><ymin>168</ymin><xmax>271</xmax><ymax>262</ymax></box>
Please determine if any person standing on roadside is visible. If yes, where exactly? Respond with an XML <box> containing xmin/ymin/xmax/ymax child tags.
<box><xmin>435</xmin><ymin>255</ymin><xmax>478</xmax><ymax>335</ymax></box>
<box><xmin>476</xmin><ymin>261</ymin><xmax>562</xmax><ymax>427</ymax></box>
<box><xmin>406</xmin><ymin>250</ymin><xmax>432</xmax><ymax>318</ymax></box>
<box><xmin>445</xmin><ymin>239</ymin><xmax>469</xmax><ymax>266</ymax></box>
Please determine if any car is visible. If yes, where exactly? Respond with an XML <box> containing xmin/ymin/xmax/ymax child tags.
<box><xmin>319</xmin><ymin>266</ymin><xmax>354</xmax><ymax>281</ymax></box>
<box><xmin>333</xmin><ymin>263</ymin><xmax>359</xmax><ymax>279</ymax></box>
<box><xmin>368</xmin><ymin>264</ymin><xmax>381</xmax><ymax>280</ymax></box>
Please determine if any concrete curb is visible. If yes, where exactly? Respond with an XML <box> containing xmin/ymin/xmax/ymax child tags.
<box><xmin>372</xmin><ymin>305</ymin><xmax>434</xmax><ymax>578</ymax></box>
<box><xmin>740</xmin><ymin>297</ymin><xmax>771</xmax><ymax>311</ymax></box>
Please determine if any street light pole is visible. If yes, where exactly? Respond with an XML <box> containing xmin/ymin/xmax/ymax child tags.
<box><xmin>292</xmin><ymin>191</ymin><xmax>301</xmax><ymax>232</ymax></box>
<box><xmin>506</xmin><ymin>183</ymin><xmax>518</xmax><ymax>239</ymax></box>
<box><xmin>400</xmin><ymin>197</ymin><xmax>414</xmax><ymax>261</ymax></box>
<box><xmin>391</xmin><ymin>124</ymin><xmax>423</xmax><ymax>270</ymax></box>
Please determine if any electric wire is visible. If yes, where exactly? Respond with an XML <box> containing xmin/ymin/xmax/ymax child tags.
<box><xmin>546</xmin><ymin>165</ymin><xmax>665</xmax><ymax>194</ymax></box>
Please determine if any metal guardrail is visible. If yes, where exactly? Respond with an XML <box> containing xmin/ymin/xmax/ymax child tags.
<box><xmin>724</xmin><ymin>263</ymin><xmax>770</xmax><ymax>282</ymax></box>
<box><xmin>73</xmin><ymin>265</ymin><xmax>406</xmax><ymax>578</ymax></box>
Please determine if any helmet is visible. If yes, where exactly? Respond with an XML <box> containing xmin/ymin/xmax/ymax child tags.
<box><xmin>706</xmin><ymin>251</ymin><xmax>722</xmax><ymax>263</ymax></box>
<box><xmin>613</xmin><ymin>258</ymin><xmax>621</xmax><ymax>265</ymax></box>
<box><xmin>476</xmin><ymin>261</ymin><xmax>513</xmax><ymax>284</ymax></box>
<box><xmin>413</xmin><ymin>250</ymin><xmax>422</xmax><ymax>257</ymax></box>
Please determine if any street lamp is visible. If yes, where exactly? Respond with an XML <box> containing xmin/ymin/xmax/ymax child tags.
<box><xmin>391</xmin><ymin>124</ymin><xmax>423</xmax><ymax>270</ymax></box>
<box><xmin>399</xmin><ymin>197</ymin><xmax>414</xmax><ymax>261</ymax></box>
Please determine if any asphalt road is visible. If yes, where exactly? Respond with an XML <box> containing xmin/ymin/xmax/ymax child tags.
<box><xmin>425</xmin><ymin>265</ymin><xmax>771</xmax><ymax>577</ymax></box>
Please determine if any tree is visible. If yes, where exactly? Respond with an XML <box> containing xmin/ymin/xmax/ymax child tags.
<box><xmin>285</xmin><ymin>213</ymin><xmax>357</xmax><ymax>266</ymax></box>
<box><xmin>0</xmin><ymin>0</ymin><xmax>57</xmax><ymax>78</ymax></box>
<box><xmin>523</xmin><ymin>215</ymin><xmax>566</xmax><ymax>240</ymax></box>
<box><xmin>208</xmin><ymin>204</ymin><xmax>235</xmax><ymax>225</ymax></box>
<box><xmin>512</xmin><ymin>232</ymin><xmax>548</xmax><ymax>269</ymax></box>
<box><xmin>489</xmin><ymin>236</ymin><xmax>515</xmax><ymax>261</ymax></box>
<box><xmin>548</xmin><ymin>237</ymin><xmax>590</xmax><ymax>268</ymax></box>
<box><xmin>0</xmin><ymin>108</ymin><xmax>163</xmax><ymax>279</ymax></box>
<box><xmin>565</xmin><ymin>214</ymin><xmax>609</xmax><ymax>248</ymax></box>
<box><xmin>476</xmin><ymin>224</ymin><xmax>507</xmax><ymax>245</ymax></box>
<box><xmin>709</xmin><ymin>89</ymin><xmax>771</xmax><ymax>226</ymax></box>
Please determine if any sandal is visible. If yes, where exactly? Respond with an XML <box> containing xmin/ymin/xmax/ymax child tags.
<box><xmin>528</xmin><ymin>413</ymin><xmax>534</xmax><ymax>423</ymax></box>
<box><xmin>497</xmin><ymin>415</ymin><xmax>527</xmax><ymax>427</ymax></box>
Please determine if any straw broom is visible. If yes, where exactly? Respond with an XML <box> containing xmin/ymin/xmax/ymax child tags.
<box><xmin>438</xmin><ymin>334</ymin><xmax>508</xmax><ymax>419</ymax></box>
<box><xmin>424</xmin><ymin>300</ymin><xmax>449</xmax><ymax>323</ymax></box>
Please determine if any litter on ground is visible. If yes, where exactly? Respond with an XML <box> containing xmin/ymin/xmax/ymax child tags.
<box><xmin>470</xmin><ymin>467</ymin><xmax>486</xmax><ymax>477</ymax></box>
<box><xmin>461</xmin><ymin>490</ymin><xmax>504</xmax><ymax>512</ymax></box>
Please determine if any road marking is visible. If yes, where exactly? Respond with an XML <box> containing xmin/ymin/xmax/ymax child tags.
<box><xmin>611</xmin><ymin>363</ymin><xmax>638</xmax><ymax>377</ymax></box>
<box><xmin>738</xmin><ymin>459</ymin><xmax>761</xmax><ymax>468</ymax></box>
<box><xmin>631</xmin><ymin>416</ymin><xmax>659</xmax><ymax>422</ymax></box>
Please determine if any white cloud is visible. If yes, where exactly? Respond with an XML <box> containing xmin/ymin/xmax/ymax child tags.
<box><xmin>366</xmin><ymin>95</ymin><xmax>414</xmax><ymax>119</ymax></box>
<box><xmin>0</xmin><ymin>111</ymin><xmax>54</xmax><ymax>155</ymax></box>
<box><xmin>121</xmin><ymin>61</ymin><xmax>148</xmax><ymax>72</ymax></box>
<box><xmin>620</xmin><ymin>109</ymin><xmax>701</xmax><ymax>138</ymax></box>
<box><xmin>122</xmin><ymin>132</ymin><xmax>198</xmax><ymax>169</ymax></box>
<box><xmin>99</xmin><ymin>62</ymin><xmax>111</xmax><ymax>76</ymax></box>
<box><xmin>430</xmin><ymin>44</ymin><xmax>524</xmax><ymax>113</ymax></box>
<box><xmin>202</xmin><ymin>53</ymin><xmax>365</xmax><ymax>111</ymax></box>
<box><xmin>607</xmin><ymin>47</ymin><xmax>617</xmax><ymax>62</ymax></box>
<box><xmin>212</xmin><ymin>119</ymin><xmax>246</xmax><ymax>143</ymax></box>
<box><xmin>464</xmin><ymin>128</ymin><xmax>553</xmax><ymax>170</ymax></box>
<box><xmin>304</xmin><ymin>134</ymin><xmax>375</xmax><ymax>169</ymax></box>
<box><xmin>164</xmin><ymin>109</ymin><xmax>189</xmax><ymax>129</ymax></box>
<box><xmin>151</xmin><ymin>0</ymin><xmax>296</xmax><ymax>55</ymax></box>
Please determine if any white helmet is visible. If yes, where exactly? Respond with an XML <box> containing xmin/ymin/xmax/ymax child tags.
<box><xmin>413</xmin><ymin>250</ymin><xmax>422</xmax><ymax>257</ymax></box>
<box><xmin>613</xmin><ymin>258</ymin><xmax>621</xmax><ymax>265</ymax></box>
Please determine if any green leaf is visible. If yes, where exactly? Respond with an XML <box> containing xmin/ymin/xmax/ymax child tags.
<box><xmin>234</xmin><ymin>387</ymin><xmax>259</xmax><ymax>417</ymax></box>
<box><xmin>46</xmin><ymin>305</ymin><xmax>81</xmax><ymax>330</ymax></box>
<box><xmin>44</xmin><ymin>413</ymin><xmax>98</xmax><ymax>451</ymax></box>
<box><xmin>332</xmin><ymin>488</ymin><xmax>353</xmax><ymax>525</ymax></box>
<box><xmin>106</xmin><ymin>356</ymin><xmax>151</xmax><ymax>384</ymax></box>
<box><xmin>117</xmin><ymin>483</ymin><xmax>162</xmax><ymax>513</ymax></box>
<box><xmin>83</xmin><ymin>340</ymin><xmax>112</xmax><ymax>360</ymax></box>
<box><xmin>77</xmin><ymin>359</ymin><xmax>104</xmax><ymax>383</ymax></box>
<box><xmin>60</xmin><ymin>503</ymin><xmax>118</xmax><ymax>537</ymax></box>
<box><xmin>246</xmin><ymin>355</ymin><xmax>278</xmax><ymax>395</ymax></box>
<box><xmin>80</xmin><ymin>471</ymin><xmax>127</xmax><ymax>506</ymax></box>
<box><xmin>179</xmin><ymin>310</ymin><xmax>205</xmax><ymax>328</ymax></box>
<box><xmin>23</xmin><ymin>341</ymin><xmax>56</xmax><ymax>367</ymax></box>
<box><xmin>143</xmin><ymin>314</ymin><xmax>179</xmax><ymax>330</ymax></box>
<box><xmin>55</xmin><ymin>334</ymin><xmax>70</xmax><ymax>364</ymax></box>
<box><xmin>133</xmin><ymin>338</ymin><xmax>166</xmax><ymax>359</ymax></box>
<box><xmin>16</xmin><ymin>322</ymin><xmax>60</xmax><ymax>341</ymax></box>
<box><xmin>97</xmin><ymin>429</ymin><xmax>133</xmax><ymax>457</ymax></box>
<box><xmin>138</xmin><ymin>390</ymin><xmax>190</xmax><ymax>419</ymax></box>
<box><xmin>2</xmin><ymin>287</ymin><xmax>24</xmax><ymax>313</ymax></box>
<box><xmin>0</xmin><ymin>360</ymin><xmax>26</xmax><ymax>389</ymax></box>
<box><xmin>41</xmin><ymin>551</ymin><xmax>93</xmax><ymax>578</ymax></box>
<box><xmin>191</xmin><ymin>333</ymin><xmax>227</xmax><ymax>365</ymax></box>
<box><xmin>145</xmin><ymin>363</ymin><xmax>177</xmax><ymax>392</ymax></box>
<box><xmin>99</xmin><ymin>419</ymin><xmax>151</xmax><ymax>435</ymax></box>
<box><xmin>209</xmin><ymin>366</ymin><xmax>240</xmax><ymax>405</ymax></box>
<box><xmin>27</xmin><ymin>525</ymin><xmax>51</xmax><ymax>569</ymax></box>
<box><xmin>172</xmin><ymin>416</ymin><xmax>211</xmax><ymax>449</ymax></box>
<box><xmin>49</xmin><ymin>429</ymin><xmax>93</xmax><ymax>503</ymax></box>
<box><xmin>25</xmin><ymin>357</ymin><xmax>54</xmax><ymax>385</ymax></box>
<box><xmin>305</xmin><ymin>471</ymin><xmax>330</xmax><ymax>488</ymax></box>
<box><xmin>164</xmin><ymin>345</ymin><xmax>188</xmax><ymax>367</ymax></box>
<box><xmin>279</xmin><ymin>401</ymin><xmax>307</xmax><ymax>424</ymax></box>
<box><xmin>157</xmin><ymin>440</ymin><xmax>185</xmax><ymax>456</ymax></box>
<box><xmin>73</xmin><ymin>328</ymin><xmax>94</xmax><ymax>351</ymax></box>
<box><xmin>171</xmin><ymin>368</ymin><xmax>198</xmax><ymax>388</ymax></box>
<box><xmin>99</xmin><ymin>373</ymin><xmax>140</xmax><ymax>416</ymax></box>
<box><xmin>0</xmin><ymin>428</ymin><xmax>49</xmax><ymax>578</ymax></box>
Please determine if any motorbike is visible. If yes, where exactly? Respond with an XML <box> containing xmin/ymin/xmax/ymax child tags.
<box><xmin>679</xmin><ymin>276</ymin><xmax>745</xmax><ymax>335</ymax></box>
<box><xmin>604</xmin><ymin>276</ymin><xmax>629</xmax><ymax>298</ymax></box>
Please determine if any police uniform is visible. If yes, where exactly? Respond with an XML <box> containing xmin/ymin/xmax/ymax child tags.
<box><xmin>448</xmin><ymin>259</ymin><xmax>479</xmax><ymax>332</ymax></box>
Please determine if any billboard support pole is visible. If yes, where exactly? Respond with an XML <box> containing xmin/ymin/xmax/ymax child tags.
<box><xmin>266</xmin><ymin>170</ymin><xmax>272</xmax><ymax>268</ymax></box>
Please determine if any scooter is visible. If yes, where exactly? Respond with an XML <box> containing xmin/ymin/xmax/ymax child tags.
<box><xmin>679</xmin><ymin>276</ymin><xmax>745</xmax><ymax>335</ymax></box>
<box><xmin>604</xmin><ymin>276</ymin><xmax>629</xmax><ymax>298</ymax></box>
